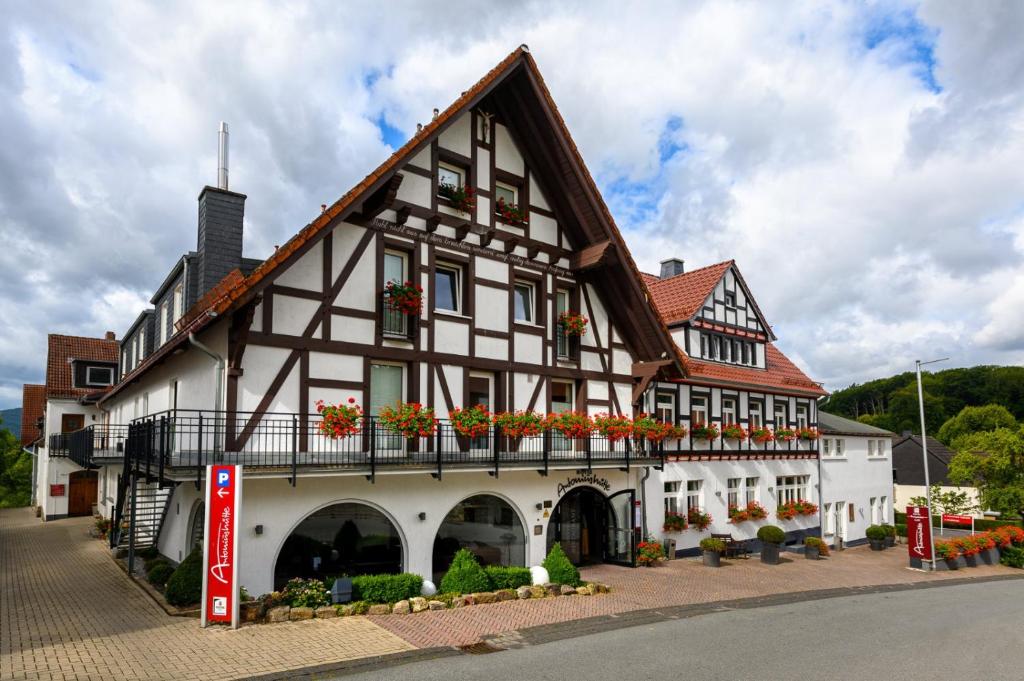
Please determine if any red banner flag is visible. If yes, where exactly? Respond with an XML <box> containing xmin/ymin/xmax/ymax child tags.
<box><xmin>202</xmin><ymin>465</ymin><xmax>242</xmax><ymax>628</ymax></box>
<box><xmin>906</xmin><ymin>505</ymin><xmax>932</xmax><ymax>563</ymax></box>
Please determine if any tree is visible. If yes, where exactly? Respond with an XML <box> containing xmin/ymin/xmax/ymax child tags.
<box><xmin>937</xmin><ymin>404</ymin><xmax>1017</xmax><ymax>447</ymax></box>
<box><xmin>948</xmin><ymin>427</ymin><xmax>1024</xmax><ymax>520</ymax></box>
<box><xmin>909</xmin><ymin>484</ymin><xmax>977</xmax><ymax>515</ymax></box>
<box><xmin>0</xmin><ymin>418</ymin><xmax>33</xmax><ymax>508</ymax></box>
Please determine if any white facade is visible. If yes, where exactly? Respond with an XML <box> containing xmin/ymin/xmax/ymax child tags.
<box><xmin>35</xmin><ymin>398</ymin><xmax>103</xmax><ymax>520</ymax></box>
<box><xmin>819</xmin><ymin>431</ymin><xmax>895</xmax><ymax>545</ymax></box>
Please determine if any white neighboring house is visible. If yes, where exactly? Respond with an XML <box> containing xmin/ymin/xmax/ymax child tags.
<box><xmin>817</xmin><ymin>412</ymin><xmax>895</xmax><ymax>546</ymax></box>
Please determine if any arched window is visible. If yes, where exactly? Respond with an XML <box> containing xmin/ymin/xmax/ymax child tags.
<box><xmin>188</xmin><ymin>501</ymin><xmax>205</xmax><ymax>552</ymax></box>
<box><xmin>274</xmin><ymin>503</ymin><xmax>402</xmax><ymax>590</ymax></box>
<box><xmin>432</xmin><ymin>494</ymin><xmax>526</xmax><ymax>582</ymax></box>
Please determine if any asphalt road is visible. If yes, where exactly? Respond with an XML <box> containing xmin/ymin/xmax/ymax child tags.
<box><xmin>334</xmin><ymin>580</ymin><xmax>1024</xmax><ymax>681</ymax></box>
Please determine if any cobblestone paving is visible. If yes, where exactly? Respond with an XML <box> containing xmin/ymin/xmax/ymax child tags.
<box><xmin>0</xmin><ymin>508</ymin><xmax>412</xmax><ymax>681</ymax></box>
<box><xmin>370</xmin><ymin>543</ymin><xmax>1015</xmax><ymax>648</ymax></box>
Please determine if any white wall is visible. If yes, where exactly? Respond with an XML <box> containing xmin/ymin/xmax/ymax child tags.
<box><xmin>819</xmin><ymin>434</ymin><xmax>895</xmax><ymax>544</ymax></box>
<box><xmin>37</xmin><ymin>398</ymin><xmax>103</xmax><ymax>519</ymax></box>
<box><xmin>893</xmin><ymin>484</ymin><xmax>983</xmax><ymax>520</ymax></box>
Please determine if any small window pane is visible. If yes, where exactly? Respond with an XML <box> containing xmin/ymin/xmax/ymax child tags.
<box><xmin>438</xmin><ymin>164</ymin><xmax>463</xmax><ymax>188</ymax></box>
<box><xmin>514</xmin><ymin>284</ymin><xmax>533</xmax><ymax>322</ymax></box>
<box><xmin>435</xmin><ymin>267</ymin><xmax>459</xmax><ymax>312</ymax></box>
<box><xmin>496</xmin><ymin>183</ymin><xmax>516</xmax><ymax>204</ymax></box>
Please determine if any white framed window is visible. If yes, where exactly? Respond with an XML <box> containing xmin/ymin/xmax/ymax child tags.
<box><xmin>438</xmin><ymin>161</ymin><xmax>464</xmax><ymax>190</ymax></box>
<box><xmin>664</xmin><ymin>481</ymin><xmax>681</xmax><ymax>515</ymax></box>
<box><xmin>172</xmin><ymin>283</ymin><xmax>184</xmax><ymax>325</ymax></box>
<box><xmin>369</xmin><ymin>362</ymin><xmax>405</xmax><ymax>416</ymax></box>
<box><xmin>870</xmin><ymin>497</ymin><xmax>879</xmax><ymax>525</ymax></box>
<box><xmin>159</xmin><ymin>302</ymin><xmax>169</xmax><ymax>345</ymax></box>
<box><xmin>824</xmin><ymin>503</ymin><xmax>834</xmax><ymax>535</ymax></box>
<box><xmin>745</xmin><ymin>477</ymin><xmax>759</xmax><ymax>504</ymax></box>
<box><xmin>133</xmin><ymin>336</ymin><xmax>140</xmax><ymax>369</ymax></box>
<box><xmin>868</xmin><ymin>440</ymin><xmax>876</xmax><ymax>457</ymax></box>
<box><xmin>870</xmin><ymin>439</ymin><xmax>886</xmax><ymax>457</ymax></box>
<box><xmin>138</xmin><ymin>328</ymin><xmax>146</xmax><ymax>362</ymax></box>
<box><xmin>85</xmin><ymin>366</ymin><xmax>114</xmax><ymax>387</ymax></box>
<box><xmin>656</xmin><ymin>393</ymin><xmax>675</xmax><ymax>424</ymax></box>
<box><xmin>383</xmin><ymin>249</ymin><xmax>408</xmax><ymax>286</ymax></box>
<box><xmin>727</xmin><ymin>478</ymin><xmax>741</xmax><ymax>509</ymax></box>
<box><xmin>691</xmin><ymin>395</ymin><xmax>708</xmax><ymax>424</ymax></box>
<box><xmin>712</xmin><ymin>336</ymin><xmax>721</xmax><ymax>360</ymax></box>
<box><xmin>686</xmin><ymin>480</ymin><xmax>703</xmax><ymax>512</ymax></box>
<box><xmin>796</xmin><ymin>404</ymin><xmax>808</xmax><ymax>429</ymax></box>
<box><xmin>725</xmin><ymin>291</ymin><xmax>736</xmax><ymax>307</ymax></box>
<box><xmin>722</xmin><ymin>397</ymin><xmax>737</xmax><ymax>425</ymax></box>
<box><xmin>880</xmin><ymin>496</ymin><xmax>888</xmax><ymax>523</ymax></box>
<box><xmin>775</xmin><ymin>475</ymin><xmax>810</xmax><ymax>507</ymax></box>
<box><xmin>551</xmin><ymin>379</ymin><xmax>574</xmax><ymax>413</ymax></box>
<box><xmin>495</xmin><ymin>181</ymin><xmax>517</xmax><ymax>206</ymax></box>
<box><xmin>749</xmin><ymin>401</ymin><xmax>763</xmax><ymax>429</ymax></box>
<box><xmin>822</xmin><ymin>438</ymin><xmax>831</xmax><ymax>456</ymax></box>
<box><xmin>835</xmin><ymin>438</ymin><xmax>844</xmax><ymax>456</ymax></box>
<box><xmin>773</xmin><ymin>401</ymin><xmax>787</xmax><ymax>429</ymax></box>
<box><xmin>722</xmin><ymin>338</ymin><xmax>731</xmax><ymax>362</ymax></box>
<box><xmin>513</xmin><ymin>281</ymin><xmax>535</xmax><ymax>323</ymax></box>
<box><xmin>700</xmin><ymin>334</ymin><xmax>708</xmax><ymax>359</ymax></box>
<box><xmin>434</xmin><ymin>263</ymin><xmax>462</xmax><ymax>313</ymax></box>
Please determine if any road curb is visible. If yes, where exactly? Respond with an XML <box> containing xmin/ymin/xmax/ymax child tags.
<box><xmin>240</xmin><ymin>647</ymin><xmax>461</xmax><ymax>680</ymax></box>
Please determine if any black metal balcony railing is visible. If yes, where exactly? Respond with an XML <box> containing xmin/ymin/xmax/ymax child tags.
<box><xmin>48</xmin><ymin>432</ymin><xmax>70</xmax><ymax>457</ymax></box>
<box><xmin>556</xmin><ymin>327</ymin><xmax>580</xmax><ymax>361</ymax></box>
<box><xmin>49</xmin><ymin>425</ymin><xmax>129</xmax><ymax>469</ymax></box>
<box><xmin>381</xmin><ymin>293</ymin><xmax>417</xmax><ymax>341</ymax></box>
<box><xmin>122</xmin><ymin>410</ymin><xmax>665</xmax><ymax>485</ymax></box>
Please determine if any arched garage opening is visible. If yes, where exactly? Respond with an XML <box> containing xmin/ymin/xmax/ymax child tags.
<box><xmin>274</xmin><ymin>502</ymin><xmax>403</xmax><ymax>590</ymax></box>
<box><xmin>432</xmin><ymin>494</ymin><xmax>526</xmax><ymax>583</ymax></box>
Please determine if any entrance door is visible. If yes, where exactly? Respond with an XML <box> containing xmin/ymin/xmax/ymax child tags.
<box><xmin>548</xmin><ymin>487</ymin><xmax>606</xmax><ymax>565</ymax></box>
<box><xmin>605</xmin><ymin>489</ymin><xmax>637</xmax><ymax>566</ymax></box>
<box><xmin>68</xmin><ymin>470</ymin><xmax>98</xmax><ymax>517</ymax></box>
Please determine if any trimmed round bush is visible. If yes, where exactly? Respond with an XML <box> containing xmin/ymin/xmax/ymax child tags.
<box><xmin>147</xmin><ymin>561</ymin><xmax>175</xmax><ymax>588</ymax></box>
<box><xmin>350</xmin><ymin>573</ymin><xmax>423</xmax><ymax>604</ymax></box>
<box><xmin>865</xmin><ymin>525</ymin><xmax>887</xmax><ymax>541</ymax></box>
<box><xmin>164</xmin><ymin>548</ymin><xmax>203</xmax><ymax>607</ymax></box>
<box><xmin>699</xmin><ymin>537</ymin><xmax>727</xmax><ymax>552</ymax></box>
<box><xmin>484</xmin><ymin>566</ymin><xmax>532</xmax><ymax>590</ymax></box>
<box><xmin>895</xmin><ymin>523</ymin><xmax>908</xmax><ymax>537</ymax></box>
<box><xmin>440</xmin><ymin>548</ymin><xmax>491</xmax><ymax>594</ymax></box>
<box><xmin>757</xmin><ymin>525</ymin><xmax>786</xmax><ymax>544</ymax></box>
<box><xmin>542</xmin><ymin>543</ymin><xmax>580</xmax><ymax>587</ymax></box>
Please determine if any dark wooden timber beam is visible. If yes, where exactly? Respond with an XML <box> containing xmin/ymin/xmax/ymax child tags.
<box><xmin>570</xmin><ymin>239</ymin><xmax>610</xmax><ymax>271</ymax></box>
<box><xmin>426</xmin><ymin>214</ymin><xmax>441</xmax><ymax>233</ymax></box>
<box><xmin>395</xmin><ymin>205</ymin><xmax>411</xmax><ymax>225</ymax></box>
<box><xmin>360</xmin><ymin>173</ymin><xmax>404</xmax><ymax>219</ymax></box>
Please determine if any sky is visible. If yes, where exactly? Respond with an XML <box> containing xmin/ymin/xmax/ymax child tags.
<box><xmin>1</xmin><ymin>0</ymin><xmax>1023</xmax><ymax>408</ymax></box>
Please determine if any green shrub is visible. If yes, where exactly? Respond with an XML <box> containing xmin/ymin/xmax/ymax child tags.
<box><xmin>147</xmin><ymin>561</ymin><xmax>175</xmax><ymax>588</ymax></box>
<box><xmin>895</xmin><ymin>523</ymin><xmax>908</xmax><ymax>537</ymax></box>
<box><xmin>350</xmin><ymin>573</ymin><xmax>423</xmax><ymax>604</ymax></box>
<box><xmin>699</xmin><ymin>537</ymin><xmax>726</xmax><ymax>552</ymax></box>
<box><xmin>164</xmin><ymin>548</ymin><xmax>203</xmax><ymax>607</ymax></box>
<box><xmin>895</xmin><ymin>512</ymin><xmax>1023</xmax><ymax>532</ymax></box>
<box><xmin>484</xmin><ymin>566</ymin><xmax>532</xmax><ymax>590</ymax></box>
<box><xmin>1000</xmin><ymin>546</ymin><xmax>1024</xmax><ymax>569</ymax></box>
<box><xmin>282</xmin><ymin>578</ymin><xmax>330</xmax><ymax>608</ymax></box>
<box><xmin>143</xmin><ymin>556</ymin><xmax>166</xmax><ymax>573</ymax></box>
<box><xmin>757</xmin><ymin>525</ymin><xmax>786</xmax><ymax>544</ymax></box>
<box><xmin>137</xmin><ymin>546</ymin><xmax>160</xmax><ymax>561</ymax></box>
<box><xmin>865</xmin><ymin>525</ymin><xmax>887</xmax><ymax>541</ymax></box>
<box><xmin>881</xmin><ymin>524</ymin><xmax>896</xmax><ymax>537</ymax></box>
<box><xmin>542</xmin><ymin>543</ymin><xmax>580</xmax><ymax>587</ymax></box>
<box><xmin>440</xmin><ymin>548</ymin><xmax>491</xmax><ymax>594</ymax></box>
<box><xmin>804</xmin><ymin>536</ymin><xmax>830</xmax><ymax>556</ymax></box>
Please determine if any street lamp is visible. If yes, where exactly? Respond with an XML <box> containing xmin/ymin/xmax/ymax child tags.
<box><xmin>916</xmin><ymin>357</ymin><xmax>948</xmax><ymax>571</ymax></box>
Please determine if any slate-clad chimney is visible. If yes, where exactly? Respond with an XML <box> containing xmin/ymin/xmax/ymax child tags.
<box><xmin>197</xmin><ymin>121</ymin><xmax>246</xmax><ymax>297</ymax></box>
<box><xmin>659</xmin><ymin>258</ymin><xmax>685</xmax><ymax>279</ymax></box>
<box><xmin>197</xmin><ymin>185</ymin><xmax>246</xmax><ymax>297</ymax></box>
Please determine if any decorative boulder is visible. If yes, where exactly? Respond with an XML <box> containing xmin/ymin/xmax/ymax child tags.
<box><xmin>421</xmin><ymin>580</ymin><xmax>437</xmax><ymax>597</ymax></box>
<box><xmin>367</xmin><ymin>604</ymin><xmax>391</xmax><ymax>615</ymax></box>
<box><xmin>314</xmin><ymin>606</ymin><xmax>337</xmax><ymax>619</ymax></box>
<box><xmin>516</xmin><ymin>586</ymin><xmax>533</xmax><ymax>600</ymax></box>
<box><xmin>428</xmin><ymin>600</ymin><xmax>446</xmax><ymax>611</ymax></box>
<box><xmin>266</xmin><ymin>606</ymin><xmax>290</xmax><ymax>623</ymax></box>
<box><xmin>546</xmin><ymin>583</ymin><xmax>562</xmax><ymax>597</ymax></box>
<box><xmin>392</xmin><ymin>600</ymin><xmax>411</xmax><ymax>615</ymax></box>
<box><xmin>495</xmin><ymin>589</ymin><xmax>516</xmax><ymax>601</ymax></box>
<box><xmin>289</xmin><ymin>607</ymin><xmax>314</xmax><ymax>621</ymax></box>
<box><xmin>472</xmin><ymin>592</ymin><xmax>498</xmax><ymax>604</ymax></box>
<box><xmin>410</xmin><ymin>597</ymin><xmax>428</xmax><ymax>613</ymax></box>
<box><xmin>338</xmin><ymin>604</ymin><xmax>355</xmax><ymax>616</ymax></box>
<box><xmin>575</xmin><ymin>586</ymin><xmax>592</xmax><ymax>596</ymax></box>
<box><xmin>560</xmin><ymin>584</ymin><xmax>576</xmax><ymax>596</ymax></box>
<box><xmin>452</xmin><ymin>596</ymin><xmax>470</xmax><ymax>608</ymax></box>
<box><xmin>529</xmin><ymin>585</ymin><xmax>547</xmax><ymax>599</ymax></box>
<box><xmin>530</xmin><ymin>565</ymin><xmax>550</xmax><ymax>586</ymax></box>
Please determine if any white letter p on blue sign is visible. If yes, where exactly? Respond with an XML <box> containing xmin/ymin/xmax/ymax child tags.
<box><xmin>217</xmin><ymin>471</ymin><xmax>230</xmax><ymax>487</ymax></box>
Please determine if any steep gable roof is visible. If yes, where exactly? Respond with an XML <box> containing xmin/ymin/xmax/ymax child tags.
<box><xmin>102</xmin><ymin>46</ymin><xmax>685</xmax><ymax>405</ymax></box>
<box><xmin>45</xmin><ymin>334</ymin><xmax>119</xmax><ymax>399</ymax></box>
<box><xmin>646</xmin><ymin>260</ymin><xmax>733</xmax><ymax>326</ymax></box>
<box><xmin>680</xmin><ymin>343</ymin><xmax>826</xmax><ymax>397</ymax></box>
<box><xmin>20</xmin><ymin>384</ymin><xmax>45</xmax><ymax>445</ymax></box>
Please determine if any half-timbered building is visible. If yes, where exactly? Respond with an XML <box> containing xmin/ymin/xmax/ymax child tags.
<box><xmin>96</xmin><ymin>47</ymin><xmax>688</xmax><ymax>594</ymax></box>
<box><xmin>639</xmin><ymin>259</ymin><xmax>829</xmax><ymax>554</ymax></box>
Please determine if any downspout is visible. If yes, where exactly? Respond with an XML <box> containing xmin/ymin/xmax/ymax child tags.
<box><xmin>24</xmin><ymin>447</ymin><xmax>37</xmax><ymax>507</ymax></box>
<box><xmin>189</xmin><ymin>325</ymin><xmax>225</xmax><ymax>458</ymax></box>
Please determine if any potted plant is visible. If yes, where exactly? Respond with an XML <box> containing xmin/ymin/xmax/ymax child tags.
<box><xmin>378</xmin><ymin>401</ymin><xmax>437</xmax><ymax>439</ymax></box>
<box><xmin>384</xmin><ymin>280</ymin><xmax>424</xmax><ymax>316</ymax></box>
<box><xmin>632</xmin><ymin>415</ymin><xmax>686</xmax><ymax>445</ymax></box>
<box><xmin>315</xmin><ymin>398</ymin><xmax>362</xmax><ymax>439</ymax></box>
<box><xmin>558</xmin><ymin>312</ymin><xmax>589</xmax><ymax>337</ymax></box>
<box><xmin>728</xmin><ymin>505</ymin><xmax>750</xmax><ymax>523</ymax></box>
<box><xmin>749</xmin><ymin>427</ymin><xmax>774</xmax><ymax>444</ymax></box>
<box><xmin>721</xmin><ymin>423</ymin><xmax>746</xmax><ymax>441</ymax></box>
<box><xmin>662</xmin><ymin>511</ymin><xmax>688</xmax><ymax>533</ymax></box>
<box><xmin>593</xmin><ymin>413</ymin><xmax>634</xmax><ymax>444</ymax></box>
<box><xmin>803</xmin><ymin>536</ymin><xmax>829</xmax><ymax>560</ymax></box>
<box><xmin>796</xmin><ymin>427</ymin><xmax>819</xmax><ymax>441</ymax></box>
<box><xmin>865</xmin><ymin>525</ymin><xmax>887</xmax><ymax>551</ymax></box>
<box><xmin>934</xmin><ymin>539</ymin><xmax>960</xmax><ymax>570</ymax></box>
<box><xmin>746</xmin><ymin>500</ymin><xmax>768</xmax><ymax>520</ymax></box>
<box><xmin>757</xmin><ymin>525</ymin><xmax>786</xmax><ymax>565</ymax></box>
<box><xmin>495</xmin><ymin>197</ymin><xmax>528</xmax><ymax>226</ymax></box>
<box><xmin>437</xmin><ymin>181</ymin><xmax>476</xmax><ymax>214</ymax></box>
<box><xmin>492</xmin><ymin>410</ymin><xmax>544</xmax><ymax>450</ymax></box>
<box><xmin>449</xmin><ymin>404</ymin><xmax>491</xmax><ymax>451</ymax></box>
<box><xmin>700</xmin><ymin>537</ymin><xmax>726</xmax><ymax>567</ymax></box>
<box><xmin>690</xmin><ymin>423</ymin><xmax>719</xmax><ymax>441</ymax></box>
<box><xmin>688</xmin><ymin>508</ymin><xmax>712</xmax><ymax>532</ymax></box>
<box><xmin>881</xmin><ymin>524</ymin><xmax>896</xmax><ymax>548</ymax></box>
<box><xmin>774</xmin><ymin>427</ymin><xmax>797</xmax><ymax>442</ymax></box>
<box><xmin>545</xmin><ymin>411</ymin><xmax>594</xmax><ymax>441</ymax></box>
<box><xmin>636</xmin><ymin>539</ymin><xmax>665</xmax><ymax>567</ymax></box>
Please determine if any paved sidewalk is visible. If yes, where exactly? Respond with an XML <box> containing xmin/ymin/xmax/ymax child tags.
<box><xmin>370</xmin><ymin>541</ymin><xmax>1016</xmax><ymax>648</ymax></box>
<box><xmin>0</xmin><ymin>508</ymin><xmax>412</xmax><ymax>681</ymax></box>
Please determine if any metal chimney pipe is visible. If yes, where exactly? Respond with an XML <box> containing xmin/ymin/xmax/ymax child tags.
<box><xmin>217</xmin><ymin>121</ymin><xmax>229</xmax><ymax>190</ymax></box>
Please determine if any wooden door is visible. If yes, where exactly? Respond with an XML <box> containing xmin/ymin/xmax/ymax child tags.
<box><xmin>68</xmin><ymin>471</ymin><xmax>98</xmax><ymax>517</ymax></box>
<box><xmin>62</xmin><ymin>413</ymin><xmax>85</xmax><ymax>433</ymax></box>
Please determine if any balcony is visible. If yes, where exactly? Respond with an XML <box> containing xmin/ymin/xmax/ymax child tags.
<box><xmin>124</xmin><ymin>410</ymin><xmax>665</xmax><ymax>484</ymax></box>
<box><xmin>47</xmin><ymin>424</ymin><xmax>129</xmax><ymax>468</ymax></box>
<box><xmin>381</xmin><ymin>292</ymin><xmax>418</xmax><ymax>341</ymax></box>
<box><xmin>555</xmin><ymin>327</ymin><xmax>580</xmax><ymax>362</ymax></box>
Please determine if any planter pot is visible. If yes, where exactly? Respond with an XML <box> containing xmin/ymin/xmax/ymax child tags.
<box><xmin>963</xmin><ymin>553</ymin><xmax>978</xmax><ymax>568</ymax></box>
<box><xmin>884</xmin><ymin>536</ymin><xmax>895</xmax><ymax>548</ymax></box>
<box><xmin>939</xmin><ymin>558</ymin><xmax>959</xmax><ymax>571</ymax></box>
<box><xmin>869</xmin><ymin>539</ymin><xmax>885</xmax><ymax>551</ymax></box>
<box><xmin>979</xmin><ymin>547</ymin><xmax>999</xmax><ymax>565</ymax></box>
<box><xmin>760</xmin><ymin>543</ymin><xmax>781</xmax><ymax>565</ymax></box>
<box><xmin>702</xmin><ymin>550</ymin><xmax>721</xmax><ymax>567</ymax></box>
<box><xmin>805</xmin><ymin>546</ymin><xmax>821</xmax><ymax>560</ymax></box>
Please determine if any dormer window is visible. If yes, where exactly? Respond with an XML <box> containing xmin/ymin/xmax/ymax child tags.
<box><xmin>86</xmin><ymin>366</ymin><xmax>114</xmax><ymax>387</ymax></box>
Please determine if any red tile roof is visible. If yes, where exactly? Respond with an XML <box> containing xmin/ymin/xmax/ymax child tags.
<box><xmin>20</xmin><ymin>384</ymin><xmax>45</xmax><ymax>445</ymax></box>
<box><xmin>46</xmin><ymin>334</ymin><xmax>119</xmax><ymax>399</ymax></box>
<box><xmin>645</xmin><ymin>260</ymin><xmax>733</xmax><ymax>325</ymax></box>
<box><xmin>678</xmin><ymin>344</ymin><xmax>827</xmax><ymax>397</ymax></box>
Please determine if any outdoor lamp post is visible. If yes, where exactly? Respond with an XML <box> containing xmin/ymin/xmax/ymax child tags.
<box><xmin>916</xmin><ymin>357</ymin><xmax>948</xmax><ymax>571</ymax></box>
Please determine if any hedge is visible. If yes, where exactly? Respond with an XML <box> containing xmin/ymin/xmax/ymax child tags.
<box><xmin>440</xmin><ymin>549</ymin><xmax>491</xmax><ymax>594</ymax></box>
<box><xmin>164</xmin><ymin>548</ymin><xmax>202</xmax><ymax>606</ymax></box>
<box><xmin>484</xmin><ymin>566</ymin><xmax>532</xmax><ymax>590</ymax></box>
<box><xmin>893</xmin><ymin>512</ymin><xmax>1022</xmax><ymax>531</ymax></box>
<box><xmin>350</xmin><ymin>573</ymin><xmax>423</xmax><ymax>603</ymax></box>
<box><xmin>1001</xmin><ymin>546</ymin><xmax>1024</xmax><ymax>569</ymax></box>
<box><xmin>147</xmin><ymin>561</ymin><xmax>175</xmax><ymax>588</ymax></box>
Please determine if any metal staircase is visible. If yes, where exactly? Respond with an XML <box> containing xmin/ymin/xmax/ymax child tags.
<box><xmin>112</xmin><ymin>476</ymin><xmax>174</xmax><ymax>551</ymax></box>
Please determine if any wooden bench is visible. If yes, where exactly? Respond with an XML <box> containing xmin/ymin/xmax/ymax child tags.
<box><xmin>711</xmin><ymin>533</ymin><xmax>751</xmax><ymax>559</ymax></box>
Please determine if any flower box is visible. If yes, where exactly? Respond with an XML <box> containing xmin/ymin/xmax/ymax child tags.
<box><xmin>437</xmin><ymin>182</ymin><xmax>476</xmax><ymax>214</ymax></box>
